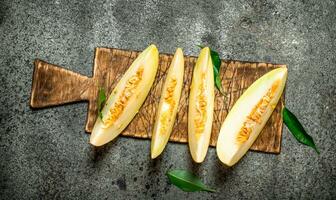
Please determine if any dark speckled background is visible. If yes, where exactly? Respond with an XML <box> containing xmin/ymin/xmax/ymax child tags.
<box><xmin>0</xmin><ymin>0</ymin><xmax>335</xmax><ymax>199</ymax></box>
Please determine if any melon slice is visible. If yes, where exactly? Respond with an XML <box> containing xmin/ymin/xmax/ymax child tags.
<box><xmin>188</xmin><ymin>47</ymin><xmax>215</xmax><ymax>163</ymax></box>
<box><xmin>90</xmin><ymin>45</ymin><xmax>159</xmax><ymax>146</ymax></box>
<box><xmin>216</xmin><ymin>68</ymin><xmax>287</xmax><ymax>166</ymax></box>
<box><xmin>151</xmin><ymin>48</ymin><xmax>184</xmax><ymax>159</ymax></box>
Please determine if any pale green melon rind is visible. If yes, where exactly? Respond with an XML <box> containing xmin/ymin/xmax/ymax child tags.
<box><xmin>216</xmin><ymin>67</ymin><xmax>287</xmax><ymax>166</ymax></box>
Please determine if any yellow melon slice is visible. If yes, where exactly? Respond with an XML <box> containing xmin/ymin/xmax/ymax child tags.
<box><xmin>151</xmin><ymin>48</ymin><xmax>184</xmax><ymax>159</ymax></box>
<box><xmin>188</xmin><ymin>47</ymin><xmax>215</xmax><ymax>163</ymax></box>
<box><xmin>216</xmin><ymin>68</ymin><xmax>287</xmax><ymax>166</ymax></box>
<box><xmin>90</xmin><ymin>45</ymin><xmax>159</xmax><ymax>146</ymax></box>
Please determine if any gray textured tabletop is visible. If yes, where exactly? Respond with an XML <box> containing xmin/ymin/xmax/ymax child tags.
<box><xmin>0</xmin><ymin>0</ymin><xmax>335</xmax><ymax>199</ymax></box>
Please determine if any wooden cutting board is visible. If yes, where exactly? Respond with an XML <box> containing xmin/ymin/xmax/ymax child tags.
<box><xmin>30</xmin><ymin>47</ymin><xmax>286</xmax><ymax>153</ymax></box>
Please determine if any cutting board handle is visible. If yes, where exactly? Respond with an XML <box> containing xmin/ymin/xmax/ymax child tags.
<box><xmin>30</xmin><ymin>48</ymin><xmax>116</xmax><ymax>132</ymax></box>
<box><xmin>30</xmin><ymin>59</ymin><xmax>93</xmax><ymax>108</ymax></box>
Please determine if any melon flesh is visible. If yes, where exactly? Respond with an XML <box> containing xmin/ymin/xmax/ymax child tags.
<box><xmin>151</xmin><ymin>48</ymin><xmax>184</xmax><ymax>159</ymax></box>
<box><xmin>188</xmin><ymin>47</ymin><xmax>215</xmax><ymax>163</ymax></box>
<box><xmin>216</xmin><ymin>68</ymin><xmax>287</xmax><ymax>166</ymax></box>
<box><xmin>90</xmin><ymin>45</ymin><xmax>159</xmax><ymax>146</ymax></box>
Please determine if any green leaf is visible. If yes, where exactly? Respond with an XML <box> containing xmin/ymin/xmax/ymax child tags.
<box><xmin>213</xmin><ymin>59</ymin><xmax>224</xmax><ymax>95</ymax></box>
<box><xmin>283</xmin><ymin>107</ymin><xmax>319</xmax><ymax>154</ymax></box>
<box><xmin>197</xmin><ymin>45</ymin><xmax>224</xmax><ymax>95</ymax></box>
<box><xmin>166</xmin><ymin>170</ymin><xmax>216</xmax><ymax>192</ymax></box>
<box><xmin>97</xmin><ymin>88</ymin><xmax>106</xmax><ymax>120</ymax></box>
<box><xmin>210</xmin><ymin>49</ymin><xmax>221</xmax><ymax>72</ymax></box>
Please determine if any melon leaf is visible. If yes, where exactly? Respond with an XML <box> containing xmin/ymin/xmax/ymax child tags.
<box><xmin>283</xmin><ymin>107</ymin><xmax>319</xmax><ymax>154</ymax></box>
<box><xmin>97</xmin><ymin>88</ymin><xmax>106</xmax><ymax>120</ymax></box>
<box><xmin>167</xmin><ymin>170</ymin><xmax>215</xmax><ymax>192</ymax></box>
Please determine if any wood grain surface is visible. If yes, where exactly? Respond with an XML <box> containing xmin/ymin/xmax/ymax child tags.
<box><xmin>30</xmin><ymin>47</ymin><xmax>286</xmax><ymax>153</ymax></box>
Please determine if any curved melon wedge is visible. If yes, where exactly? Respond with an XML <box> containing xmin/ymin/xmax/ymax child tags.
<box><xmin>151</xmin><ymin>48</ymin><xmax>184</xmax><ymax>159</ymax></box>
<box><xmin>188</xmin><ymin>47</ymin><xmax>215</xmax><ymax>163</ymax></box>
<box><xmin>90</xmin><ymin>44</ymin><xmax>159</xmax><ymax>146</ymax></box>
<box><xmin>216</xmin><ymin>68</ymin><xmax>288</xmax><ymax>166</ymax></box>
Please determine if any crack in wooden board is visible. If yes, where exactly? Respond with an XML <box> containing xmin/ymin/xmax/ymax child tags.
<box><xmin>30</xmin><ymin>47</ymin><xmax>286</xmax><ymax>153</ymax></box>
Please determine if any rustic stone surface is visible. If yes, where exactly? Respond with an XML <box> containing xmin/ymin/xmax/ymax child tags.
<box><xmin>0</xmin><ymin>0</ymin><xmax>335</xmax><ymax>199</ymax></box>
